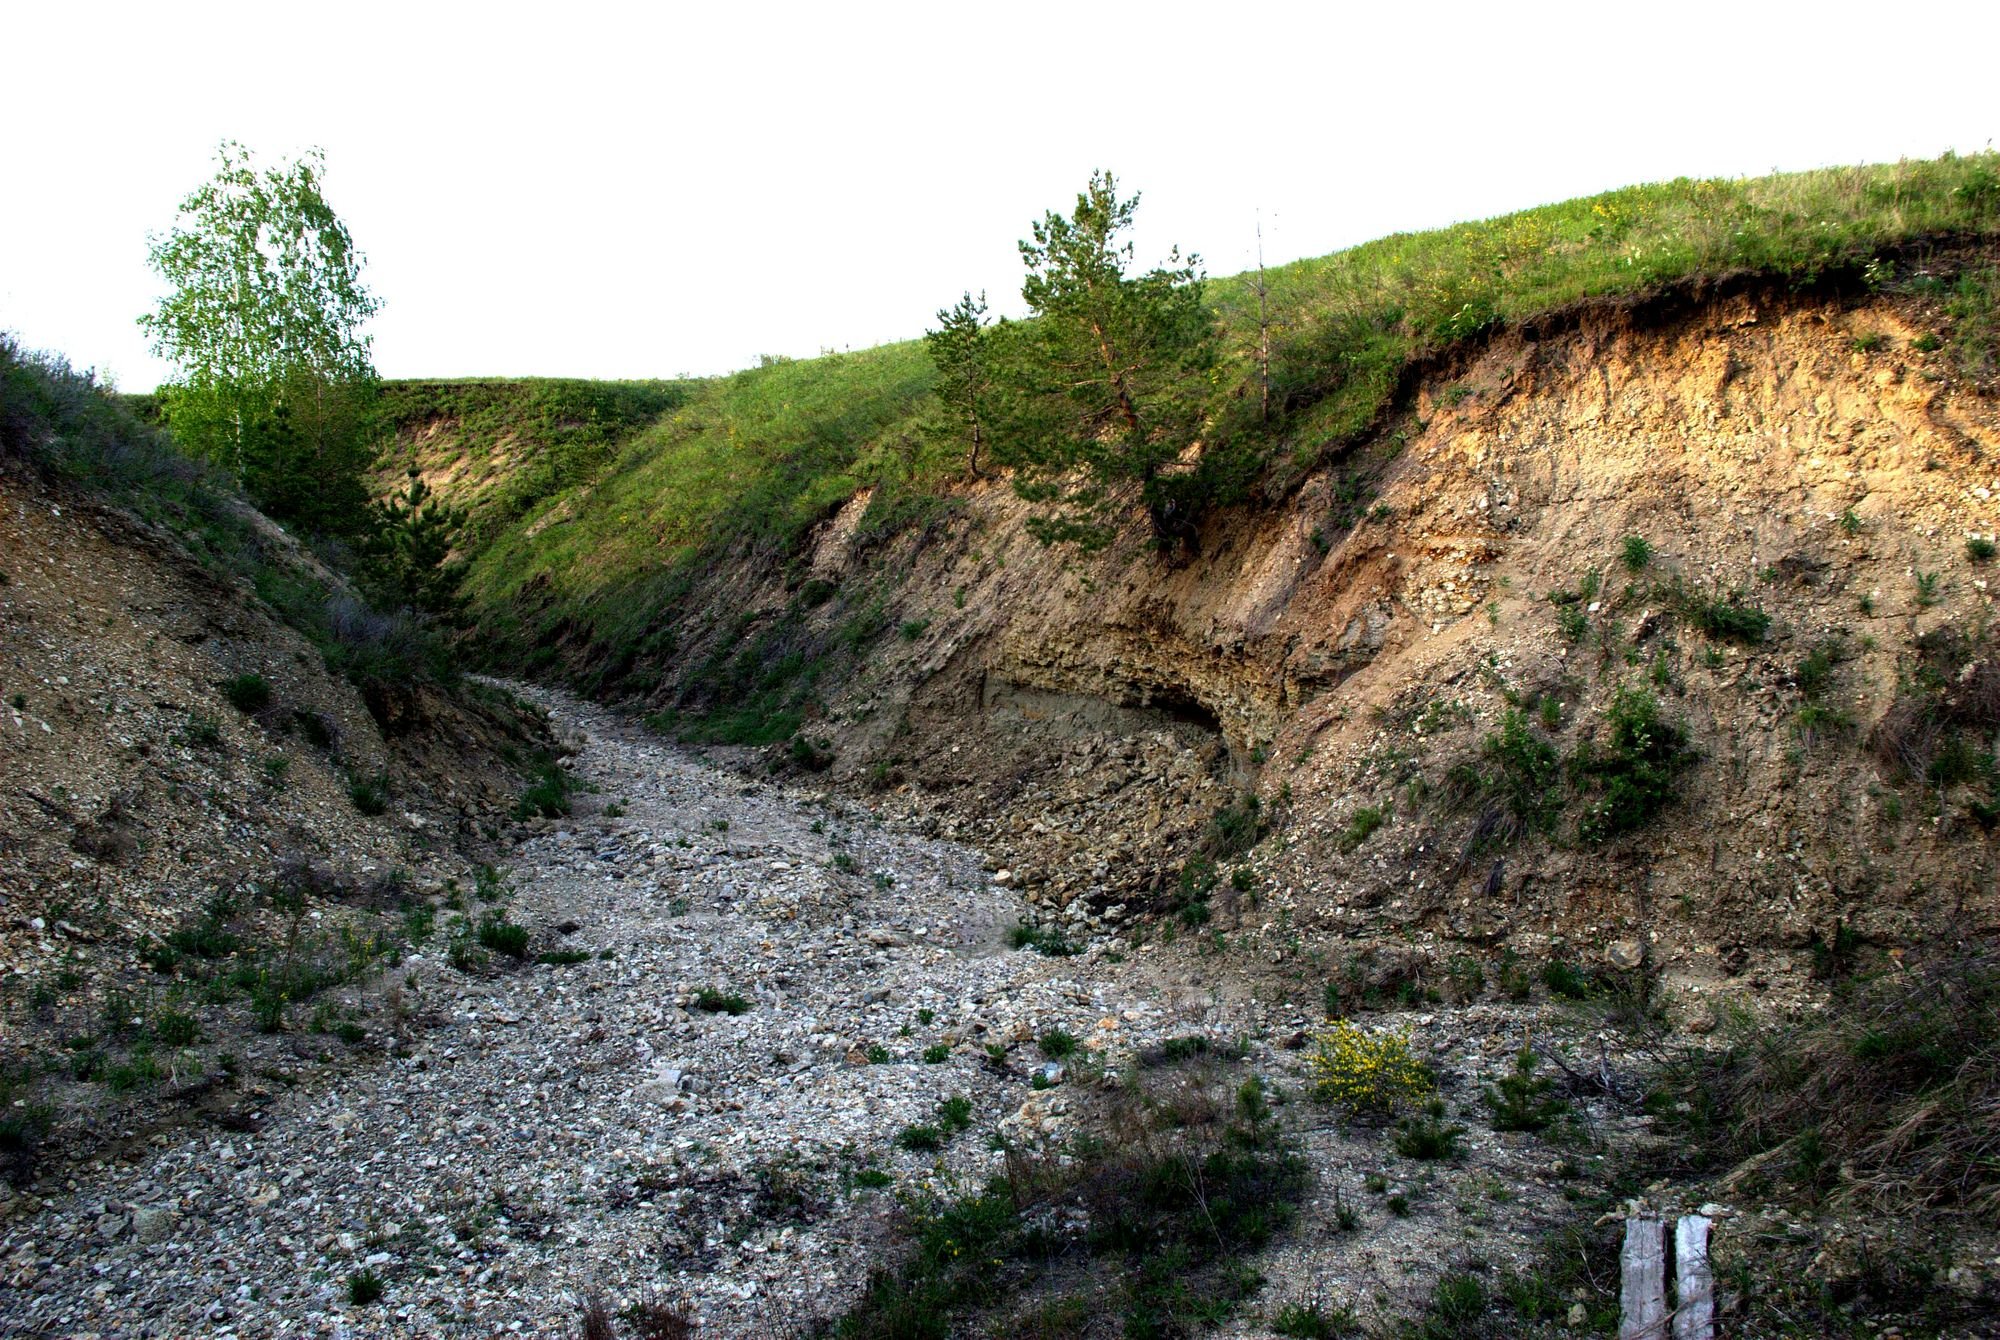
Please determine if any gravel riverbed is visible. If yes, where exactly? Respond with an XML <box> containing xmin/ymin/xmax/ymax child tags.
<box><xmin>0</xmin><ymin>685</ymin><xmax>1228</xmax><ymax>1338</ymax></box>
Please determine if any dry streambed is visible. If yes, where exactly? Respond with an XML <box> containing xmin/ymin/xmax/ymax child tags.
<box><xmin>2</xmin><ymin>687</ymin><xmax>1601</xmax><ymax>1339</ymax></box>
<box><xmin>0</xmin><ymin>688</ymin><xmax>1210</xmax><ymax>1337</ymax></box>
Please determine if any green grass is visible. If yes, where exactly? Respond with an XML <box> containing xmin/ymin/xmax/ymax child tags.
<box><xmin>371</xmin><ymin>377</ymin><xmax>690</xmax><ymax>547</ymax></box>
<box><xmin>464</xmin><ymin>342</ymin><xmax>946</xmax><ymax>689</ymax></box>
<box><xmin>694</xmin><ymin>987</ymin><xmax>751</xmax><ymax>1015</ymax></box>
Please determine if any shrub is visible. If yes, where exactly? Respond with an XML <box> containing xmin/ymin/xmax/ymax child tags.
<box><xmin>937</xmin><ymin>1095</ymin><xmax>973</xmax><ymax>1131</ymax></box>
<box><xmin>153</xmin><ymin>1007</ymin><xmax>201</xmax><ymax>1046</ymax></box>
<box><xmin>1205</xmin><ymin>792</ymin><xmax>1264</xmax><ymax>858</ymax></box>
<box><xmin>1541</xmin><ymin>960</ymin><xmax>1595</xmax><ymax>999</ymax></box>
<box><xmin>1307</xmin><ymin>1020</ymin><xmax>1435</xmax><ymax>1116</ymax></box>
<box><xmin>220</xmin><ymin>672</ymin><xmax>271</xmax><ymax>712</ymax></box>
<box><xmin>1647</xmin><ymin>950</ymin><xmax>1999</xmax><ymax>1218</ymax></box>
<box><xmin>348</xmin><ymin>1269</ymin><xmax>385</xmax><ymax>1305</ymax></box>
<box><xmin>476</xmin><ymin>915</ymin><xmax>529</xmax><ymax>959</ymax></box>
<box><xmin>1620</xmin><ymin>535</ymin><xmax>1652</xmax><ymax>572</ymax></box>
<box><xmin>921</xmin><ymin>1043</ymin><xmax>950</xmax><ymax>1064</ymax></box>
<box><xmin>349</xmin><ymin>775</ymin><xmax>389</xmax><ymax>816</ymax></box>
<box><xmin>1339</xmin><ymin>804</ymin><xmax>1389</xmax><ymax>851</ymax></box>
<box><xmin>694</xmin><ymin>987</ymin><xmax>750</xmax><ymax>1015</ymax></box>
<box><xmin>1481</xmin><ymin>710</ymin><xmax>1563</xmax><ymax>834</ymax></box>
<box><xmin>1272</xmin><ymin>1297</ymin><xmax>1360</xmax><ymax>1338</ymax></box>
<box><xmin>896</xmin><ymin>1123</ymin><xmax>944</xmax><ymax>1152</ymax></box>
<box><xmin>1573</xmin><ymin>686</ymin><xmax>1695</xmax><ymax>842</ymax></box>
<box><xmin>1969</xmin><ymin>536</ymin><xmax>1997</xmax><ymax>562</ymax></box>
<box><xmin>1006</xmin><ymin>922</ymin><xmax>1076</xmax><ymax>956</ymax></box>
<box><xmin>1039</xmin><ymin>1029</ymin><xmax>1080</xmax><ymax>1060</ymax></box>
<box><xmin>1685</xmin><ymin>590</ymin><xmax>1771</xmax><ymax>643</ymax></box>
<box><xmin>513</xmin><ymin>760</ymin><xmax>572</xmax><ymax>820</ymax></box>
<box><xmin>536</xmin><ymin>949</ymin><xmax>591</xmax><ymax>966</ymax></box>
<box><xmin>788</xmin><ymin>734</ymin><xmax>833</xmax><ymax>771</ymax></box>
<box><xmin>1393</xmin><ymin>1104</ymin><xmax>1467</xmax><ymax>1160</ymax></box>
<box><xmin>1483</xmin><ymin>1050</ymin><xmax>1568</xmax><ymax>1132</ymax></box>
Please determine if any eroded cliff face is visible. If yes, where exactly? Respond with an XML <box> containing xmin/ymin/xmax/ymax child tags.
<box><xmin>536</xmin><ymin>277</ymin><xmax>1997</xmax><ymax>1010</ymax></box>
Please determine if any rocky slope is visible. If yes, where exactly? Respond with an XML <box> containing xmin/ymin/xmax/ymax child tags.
<box><xmin>0</xmin><ymin>460</ymin><xmax>546</xmax><ymax>1183</ymax></box>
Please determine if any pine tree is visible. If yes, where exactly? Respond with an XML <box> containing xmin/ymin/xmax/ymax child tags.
<box><xmin>922</xmin><ymin>291</ymin><xmax>995</xmax><ymax>478</ymax></box>
<box><xmin>991</xmin><ymin>171</ymin><xmax>1222</xmax><ymax>553</ymax></box>
<box><xmin>368</xmin><ymin>471</ymin><xmax>468</xmax><ymax>621</ymax></box>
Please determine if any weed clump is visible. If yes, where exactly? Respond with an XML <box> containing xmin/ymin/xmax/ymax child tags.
<box><xmin>475</xmin><ymin>914</ymin><xmax>529</xmax><ymax>959</ymax></box>
<box><xmin>513</xmin><ymin>758</ymin><xmax>572</xmax><ymax>820</ymax></box>
<box><xmin>833</xmin><ymin>1068</ymin><xmax>1305</xmax><ymax>1340</ymax></box>
<box><xmin>1392</xmin><ymin>1103</ymin><xmax>1467</xmax><ymax>1161</ymax></box>
<box><xmin>1006</xmin><ymin>922</ymin><xmax>1076</xmax><ymax>957</ymax></box>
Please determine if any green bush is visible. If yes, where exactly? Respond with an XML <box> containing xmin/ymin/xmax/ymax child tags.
<box><xmin>694</xmin><ymin>987</ymin><xmax>750</xmax><ymax>1015</ymax></box>
<box><xmin>349</xmin><ymin>774</ymin><xmax>390</xmax><ymax>816</ymax></box>
<box><xmin>153</xmin><ymin>1007</ymin><xmax>201</xmax><ymax>1047</ymax></box>
<box><xmin>1340</xmin><ymin>804</ymin><xmax>1389</xmax><ymax>851</ymax></box>
<box><xmin>1573</xmin><ymin>686</ymin><xmax>1695</xmax><ymax>842</ymax></box>
<box><xmin>512</xmin><ymin>760</ymin><xmax>572</xmax><ymax>820</ymax></box>
<box><xmin>1006</xmin><ymin>922</ymin><xmax>1076</xmax><ymax>956</ymax></box>
<box><xmin>1483</xmin><ymin>1050</ymin><xmax>1568</xmax><ymax>1132</ymax></box>
<box><xmin>1393</xmin><ymin>1104</ymin><xmax>1467</xmax><ymax>1160</ymax></box>
<box><xmin>1039</xmin><ymin>1029</ymin><xmax>1080</xmax><ymax>1060</ymax></box>
<box><xmin>1689</xmin><ymin>593</ymin><xmax>1771</xmax><ymax>643</ymax></box>
<box><xmin>1204</xmin><ymin>793</ymin><xmax>1265</xmax><ymax>858</ymax></box>
<box><xmin>476</xmin><ymin>915</ymin><xmax>529</xmax><ymax>959</ymax></box>
<box><xmin>1273</xmin><ymin>1299</ymin><xmax>1360</xmax><ymax>1339</ymax></box>
<box><xmin>1541</xmin><ymin>960</ymin><xmax>1596</xmax><ymax>1000</ymax></box>
<box><xmin>220</xmin><ymin>673</ymin><xmax>271</xmax><ymax>712</ymax></box>
<box><xmin>895</xmin><ymin>1123</ymin><xmax>944</xmax><ymax>1152</ymax></box>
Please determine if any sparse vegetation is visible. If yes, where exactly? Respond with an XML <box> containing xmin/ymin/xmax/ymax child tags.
<box><xmin>347</xmin><ymin>1268</ymin><xmax>385</xmax><ymax>1306</ymax></box>
<box><xmin>1007</xmin><ymin>922</ymin><xmax>1077</xmax><ymax>957</ymax></box>
<box><xmin>1572</xmin><ymin>686</ymin><xmax>1695</xmax><ymax>843</ymax></box>
<box><xmin>830</xmin><ymin>1068</ymin><xmax>1304</xmax><ymax>1340</ymax></box>
<box><xmin>1339</xmin><ymin>804</ymin><xmax>1389</xmax><ymax>851</ymax></box>
<box><xmin>1392</xmin><ymin>1103</ymin><xmax>1467</xmax><ymax>1161</ymax></box>
<box><xmin>1483</xmin><ymin>1050</ymin><xmax>1568</xmax><ymax>1132</ymax></box>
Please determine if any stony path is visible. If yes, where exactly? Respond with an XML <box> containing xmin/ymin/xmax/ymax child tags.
<box><xmin>0</xmin><ymin>686</ymin><xmax>1198</xmax><ymax>1338</ymax></box>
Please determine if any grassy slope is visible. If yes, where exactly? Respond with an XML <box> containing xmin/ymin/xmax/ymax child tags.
<box><xmin>371</xmin><ymin>377</ymin><xmax>692</xmax><ymax>549</ymax></box>
<box><xmin>463</xmin><ymin>342</ymin><xmax>946</xmax><ymax>669</ymax></box>
<box><xmin>452</xmin><ymin>153</ymin><xmax>2000</xmax><ymax>697</ymax></box>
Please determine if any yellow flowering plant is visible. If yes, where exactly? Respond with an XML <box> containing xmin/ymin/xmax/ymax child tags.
<box><xmin>1307</xmin><ymin>1019</ymin><xmax>1436</xmax><ymax>1117</ymax></box>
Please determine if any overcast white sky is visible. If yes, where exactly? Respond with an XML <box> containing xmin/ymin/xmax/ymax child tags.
<box><xmin>5</xmin><ymin>1</ymin><xmax>1997</xmax><ymax>390</ymax></box>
